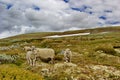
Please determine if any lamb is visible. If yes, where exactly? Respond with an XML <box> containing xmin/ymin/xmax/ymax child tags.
<box><xmin>26</xmin><ymin>50</ymin><xmax>36</xmax><ymax>66</ymax></box>
<box><xmin>24</xmin><ymin>46</ymin><xmax>36</xmax><ymax>66</ymax></box>
<box><xmin>34</xmin><ymin>48</ymin><xmax>55</xmax><ymax>64</ymax></box>
<box><xmin>64</xmin><ymin>48</ymin><xmax>72</xmax><ymax>63</ymax></box>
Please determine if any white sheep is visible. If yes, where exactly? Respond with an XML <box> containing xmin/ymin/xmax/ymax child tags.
<box><xmin>24</xmin><ymin>46</ymin><xmax>36</xmax><ymax>66</ymax></box>
<box><xmin>26</xmin><ymin>50</ymin><xmax>36</xmax><ymax>66</ymax></box>
<box><xmin>34</xmin><ymin>48</ymin><xmax>55</xmax><ymax>64</ymax></box>
<box><xmin>24</xmin><ymin>46</ymin><xmax>55</xmax><ymax>66</ymax></box>
<box><xmin>64</xmin><ymin>48</ymin><xmax>72</xmax><ymax>63</ymax></box>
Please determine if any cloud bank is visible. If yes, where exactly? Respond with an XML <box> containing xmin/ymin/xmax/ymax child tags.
<box><xmin>0</xmin><ymin>0</ymin><xmax>120</xmax><ymax>38</ymax></box>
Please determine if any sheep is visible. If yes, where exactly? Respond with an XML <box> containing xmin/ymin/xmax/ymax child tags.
<box><xmin>64</xmin><ymin>48</ymin><xmax>72</xmax><ymax>63</ymax></box>
<box><xmin>24</xmin><ymin>46</ymin><xmax>36</xmax><ymax>66</ymax></box>
<box><xmin>33</xmin><ymin>48</ymin><xmax>55</xmax><ymax>64</ymax></box>
<box><xmin>24</xmin><ymin>46</ymin><xmax>55</xmax><ymax>66</ymax></box>
<box><xmin>26</xmin><ymin>50</ymin><xmax>36</xmax><ymax>66</ymax></box>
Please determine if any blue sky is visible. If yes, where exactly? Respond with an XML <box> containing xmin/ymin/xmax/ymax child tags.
<box><xmin>0</xmin><ymin>0</ymin><xmax>120</xmax><ymax>38</ymax></box>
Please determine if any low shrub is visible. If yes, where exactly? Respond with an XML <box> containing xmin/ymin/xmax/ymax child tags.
<box><xmin>45</xmin><ymin>72</ymin><xmax>72</xmax><ymax>80</ymax></box>
<box><xmin>0</xmin><ymin>64</ymin><xmax>43</xmax><ymax>80</ymax></box>
<box><xmin>14</xmin><ymin>58</ymin><xmax>24</xmax><ymax>66</ymax></box>
<box><xmin>95</xmin><ymin>44</ymin><xmax>116</xmax><ymax>55</ymax></box>
<box><xmin>40</xmin><ymin>39</ymin><xmax>53</xmax><ymax>48</ymax></box>
<box><xmin>0</xmin><ymin>54</ymin><xmax>15</xmax><ymax>64</ymax></box>
<box><xmin>54</xmin><ymin>55</ymin><xmax>63</xmax><ymax>61</ymax></box>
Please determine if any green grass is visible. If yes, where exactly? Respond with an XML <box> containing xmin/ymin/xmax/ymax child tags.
<box><xmin>0</xmin><ymin>64</ymin><xmax>43</xmax><ymax>80</ymax></box>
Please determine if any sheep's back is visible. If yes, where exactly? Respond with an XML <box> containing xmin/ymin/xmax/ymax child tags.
<box><xmin>36</xmin><ymin>48</ymin><xmax>55</xmax><ymax>59</ymax></box>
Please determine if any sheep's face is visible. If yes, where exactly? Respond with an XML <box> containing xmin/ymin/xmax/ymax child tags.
<box><xmin>31</xmin><ymin>46</ymin><xmax>35</xmax><ymax>51</ymax></box>
<box><xmin>66</xmin><ymin>48</ymin><xmax>70</xmax><ymax>51</ymax></box>
<box><xmin>33</xmin><ymin>49</ymin><xmax>38</xmax><ymax>55</ymax></box>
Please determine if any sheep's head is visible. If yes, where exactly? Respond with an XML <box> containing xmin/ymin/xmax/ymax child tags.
<box><xmin>66</xmin><ymin>48</ymin><xmax>71</xmax><ymax>52</ymax></box>
<box><xmin>32</xmin><ymin>48</ymin><xmax>38</xmax><ymax>55</ymax></box>
<box><xmin>31</xmin><ymin>46</ymin><xmax>36</xmax><ymax>51</ymax></box>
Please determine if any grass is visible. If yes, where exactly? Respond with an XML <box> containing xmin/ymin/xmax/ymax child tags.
<box><xmin>95</xmin><ymin>44</ymin><xmax>116</xmax><ymax>55</ymax></box>
<box><xmin>0</xmin><ymin>64</ymin><xmax>43</xmax><ymax>80</ymax></box>
<box><xmin>0</xmin><ymin>26</ymin><xmax>120</xmax><ymax>79</ymax></box>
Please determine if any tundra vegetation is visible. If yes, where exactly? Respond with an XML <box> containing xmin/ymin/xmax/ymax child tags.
<box><xmin>0</xmin><ymin>26</ymin><xmax>120</xmax><ymax>80</ymax></box>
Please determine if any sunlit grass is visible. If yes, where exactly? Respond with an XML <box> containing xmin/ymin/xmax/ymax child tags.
<box><xmin>0</xmin><ymin>64</ymin><xmax>43</xmax><ymax>80</ymax></box>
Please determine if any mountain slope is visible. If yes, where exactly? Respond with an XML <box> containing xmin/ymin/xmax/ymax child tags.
<box><xmin>0</xmin><ymin>26</ymin><xmax>120</xmax><ymax>80</ymax></box>
<box><xmin>1</xmin><ymin>26</ymin><xmax>120</xmax><ymax>40</ymax></box>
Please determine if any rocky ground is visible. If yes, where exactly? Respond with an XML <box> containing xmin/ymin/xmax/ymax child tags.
<box><xmin>27</xmin><ymin>49</ymin><xmax>120</xmax><ymax>80</ymax></box>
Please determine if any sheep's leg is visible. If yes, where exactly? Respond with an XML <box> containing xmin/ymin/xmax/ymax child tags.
<box><xmin>68</xmin><ymin>57</ymin><xmax>71</xmax><ymax>62</ymax></box>
<box><xmin>31</xmin><ymin>59</ymin><xmax>36</xmax><ymax>66</ymax></box>
<box><xmin>49</xmin><ymin>58</ymin><xmax>54</xmax><ymax>64</ymax></box>
<box><xmin>51</xmin><ymin>58</ymin><xmax>54</xmax><ymax>64</ymax></box>
<box><xmin>29</xmin><ymin>59</ymin><xmax>33</xmax><ymax>66</ymax></box>
<box><xmin>27</xmin><ymin>58</ymin><xmax>30</xmax><ymax>65</ymax></box>
<box><xmin>65</xmin><ymin>57</ymin><xmax>68</xmax><ymax>63</ymax></box>
<box><xmin>31</xmin><ymin>60</ymin><xmax>33</xmax><ymax>66</ymax></box>
<box><xmin>33</xmin><ymin>59</ymin><xmax>36</xmax><ymax>66</ymax></box>
<box><xmin>26</xmin><ymin>57</ymin><xmax>30</xmax><ymax>65</ymax></box>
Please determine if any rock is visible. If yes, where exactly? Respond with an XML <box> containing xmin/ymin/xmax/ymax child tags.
<box><xmin>114</xmin><ymin>49</ymin><xmax>120</xmax><ymax>53</ymax></box>
<box><xmin>41</xmin><ymin>68</ymin><xmax>49</xmax><ymax>76</ymax></box>
<box><xmin>37</xmin><ymin>63</ymin><xmax>50</xmax><ymax>68</ymax></box>
<box><xmin>54</xmin><ymin>62</ymin><xmax>77</xmax><ymax>70</ymax></box>
<box><xmin>64</xmin><ymin>62</ymin><xmax>77</xmax><ymax>67</ymax></box>
<box><xmin>96</xmin><ymin>50</ymin><xmax>104</xmax><ymax>53</ymax></box>
<box><xmin>89</xmin><ymin>65</ymin><xmax>120</xmax><ymax>79</ymax></box>
<box><xmin>54</xmin><ymin>63</ymin><xmax>65</xmax><ymax>70</ymax></box>
<box><xmin>99</xmin><ymin>53</ymin><xmax>106</xmax><ymax>57</ymax></box>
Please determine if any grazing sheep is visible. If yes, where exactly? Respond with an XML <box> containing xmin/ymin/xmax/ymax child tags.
<box><xmin>34</xmin><ymin>48</ymin><xmax>55</xmax><ymax>64</ymax></box>
<box><xmin>64</xmin><ymin>48</ymin><xmax>72</xmax><ymax>63</ymax></box>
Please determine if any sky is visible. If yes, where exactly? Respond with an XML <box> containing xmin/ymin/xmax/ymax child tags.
<box><xmin>0</xmin><ymin>0</ymin><xmax>120</xmax><ymax>38</ymax></box>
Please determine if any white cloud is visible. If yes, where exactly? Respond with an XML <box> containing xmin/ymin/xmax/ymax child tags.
<box><xmin>0</xmin><ymin>0</ymin><xmax>120</xmax><ymax>38</ymax></box>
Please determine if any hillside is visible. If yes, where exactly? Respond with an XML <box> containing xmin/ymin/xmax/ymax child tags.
<box><xmin>0</xmin><ymin>26</ymin><xmax>120</xmax><ymax>80</ymax></box>
<box><xmin>1</xmin><ymin>26</ymin><xmax>120</xmax><ymax>40</ymax></box>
